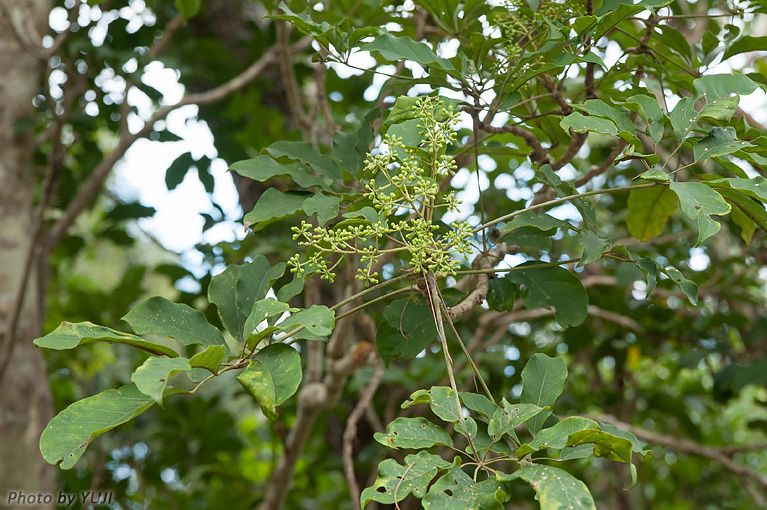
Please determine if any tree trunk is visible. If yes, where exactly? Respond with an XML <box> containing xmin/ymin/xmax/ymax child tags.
<box><xmin>0</xmin><ymin>2</ymin><xmax>56</xmax><ymax>509</ymax></box>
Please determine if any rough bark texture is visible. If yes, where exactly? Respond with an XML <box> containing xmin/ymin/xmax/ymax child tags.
<box><xmin>0</xmin><ymin>1</ymin><xmax>56</xmax><ymax>508</ymax></box>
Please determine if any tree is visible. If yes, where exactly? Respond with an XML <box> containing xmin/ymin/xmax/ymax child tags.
<box><xmin>4</xmin><ymin>1</ymin><xmax>767</xmax><ymax>509</ymax></box>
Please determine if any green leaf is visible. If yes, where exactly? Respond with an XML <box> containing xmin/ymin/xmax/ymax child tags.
<box><xmin>693</xmin><ymin>127</ymin><xmax>753</xmax><ymax>162</ymax></box>
<box><xmin>578</xmin><ymin>231</ymin><xmax>611</xmax><ymax>266</ymax></box>
<box><xmin>243</xmin><ymin>188</ymin><xmax>306</xmax><ymax>230</ymax></box>
<box><xmin>506</xmin><ymin>265</ymin><xmax>588</xmax><ymax>328</ymax></box>
<box><xmin>40</xmin><ymin>384</ymin><xmax>162</xmax><ymax>469</ymax></box>
<box><xmin>377</xmin><ymin>297</ymin><xmax>438</xmax><ymax>362</ymax></box>
<box><xmin>428</xmin><ymin>386</ymin><xmax>462</xmax><ymax>423</ymax></box>
<box><xmin>333</xmin><ymin>108</ymin><xmax>377</xmax><ymax>177</ymax></box>
<box><xmin>486</xmin><ymin>277</ymin><xmax>518</xmax><ymax>312</ymax></box>
<box><xmin>559</xmin><ymin>444</ymin><xmax>595</xmax><ymax>460</ymax></box>
<box><xmin>626</xmin><ymin>94</ymin><xmax>664</xmax><ymax>144</ymax></box>
<box><xmin>693</xmin><ymin>73</ymin><xmax>758</xmax><ymax>101</ymax></box>
<box><xmin>626</xmin><ymin>186</ymin><xmax>678</xmax><ymax>241</ymax></box>
<box><xmin>230</xmin><ymin>155</ymin><xmax>329</xmax><ymax>190</ymax></box>
<box><xmin>663</xmin><ymin>267</ymin><xmax>699</xmax><ymax>305</ymax></box>
<box><xmin>303</xmin><ymin>193</ymin><xmax>341</xmax><ymax>226</ymax></box>
<box><xmin>500</xmin><ymin>227</ymin><xmax>553</xmax><ymax>251</ymax></box>
<box><xmin>560</xmin><ymin>112</ymin><xmax>618</xmax><ymax>136</ymax></box>
<box><xmin>236</xmin><ymin>344</ymin><xmax>302</xmax><ymax>420</ymax></box>
<box><xmin>374</xmin><ymin>417</ymin><xmax>454</xmax><ymax>449</ymax></box>
<box><xmin>520</xmin><ymin>353</ymin><xmax>568</xmax><ymax>435</ymax></box>
<box><xmin>519</xmin><ymin>417</ymin><xmax>600</xmax><ymax>455</ymax></box>
<box><xmin>33</xmin><ymin>322</ymin><xmax>179</xmax><ymax>358</ymax></box>
<box><xmin>488</xmin><ymin>399</ymin><xmax>545</xmax><ymax>439</ymax></box>
<box><xmin>423</xmin><ymin>466</ymin><xmax>506</xmax><ymax>510</ymax></box>
<box><xmin>361</xmin><ymin>452</ymin><xmax>452</xmax><ymax>506</ymax></box>
<box><xmin>500</xmin><ymin>466</ymin><xmax>596</xmax><ymax>510</ymax></box>
<box><xmin>361</xmin><ymin>34</ymin><xmax>456</xmax><ymax>72</ymax></box>
<box><xmin>278</xmin><ymin>305</ymin><xmax>335</xmax><ymax>340</ymax></box>
<box><xmin>723</xmin><ymin>36</ymin><xmax>767</xmax><ymax>60</ymax></box>
<box><xmin>244</xmin><ymin>298</ymin><xmax>296</xmax><ymax>342</ymax></box>
<box><xmin>165</xmin><ymin>151</ymin><xmax>193</xmax><ymax>190</ymax></box>
<box><xmin>187</xmin><ymin>345</ymin><xmax>228</xmax><ymax>383</ymax></box>
<box><xmin>499</xmin><ymin>211</ymin><xmax>572</xmax><ymax>232</ymax></box>
<box><xmin>209</xmin><ymin>256</ymin><xmax>285</xmax><ymax>343</ymax></box>
<box><xmin>458</xmin><ymin>392</ymin><xmax>499</xmax><ymax>420</ymax></box>
<box><xmin>266</xmin><ymin>140</ymin><xmax>342</xmax><ymax>181</ymax></box>
<box><xmin>598</xmin><ymin>422</ymin><xmax>650</xmax><ymax>457</ymax></box>
<box><xmin>122</xmin><ymin>297</ymin><xmax>226</xmax><ymax>348</ymax></box>
<box><xmin>669</xmin><ymin>181</ymin><xmax>731</xmax><ymax>246</ymax></box>
<box><xmin>573</xmin><ymin>99</ymin><xmax>634</xmax><ymax>135</ymax></box>
<box><xmin>132</xmin><ymin>357</ymin><xmax>191</xmax><ymax>406</ymax></box>
<box><xmin>637</xmin><ymin>167</ymin><xmax>669</xmax><ymax>183</ymax></box>
<box><xmin>700</xmin><ymin>95</ymin><xmax>740</xmax><ymax>121</ymax></box>
<box><xmin>669</xmin><ymin>96</ymin><xmax>697</xmax><ymax>141</ymax></box>
<box><xmin>175</xmin><ymin>0</ymin><xmax>201</xmax><ymax>18</ymax></box>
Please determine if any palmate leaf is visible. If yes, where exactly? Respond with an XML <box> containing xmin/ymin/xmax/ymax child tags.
<box><xmin>423</xmin><ymin>466</ymin><xmax>506</xmax><ymax>510</ymax></box>
<box><xmin>229</xmin><ymin>155</ymin><xmax>329</xmax><ymax>190</ymax></box>
<box><xmin>131</xmin><ymin>357</ymin><xmax>191</xmax><ymax>406</ymax></box>
<box><xmin>669</xmin><ymin>181</ymin><xmax>731</xmax><ymax>246</ymax></box>
<box><xmin>374</xmin><ymin>417</ymin><xmax>454</xmax><ymax>449</ymax></box>
<box><xmin>361</xmin><ymin>34</ymin><xmax>456</xmax><ymax>73</ymax></box>
<box><xmin>33</xmin><ymin>322</ymin><xmax>179</xmax><ymax>358</ymax></box>
<box><xmin>243</xmin><ymin>188</ymin><xmax>306</xmax><ymax>230</ymax></box>
<box><xmin>377</xmin><ymin>296</ymin><xmax>438</xmax><ymax>363</ymax></box>
<box><xmin>266</xmin><ymin>140</ymin><xmax>343</xmax><ymax>181</ymax></box>
<box><xmin>277</xmin><ymin>305</ymin><xmax>335</xmax><ymax>340</ymax></box>
<box><xmin>488</xmin><ymin>399</ymin><xmax>545</xmax><ymax>439</ymax></box>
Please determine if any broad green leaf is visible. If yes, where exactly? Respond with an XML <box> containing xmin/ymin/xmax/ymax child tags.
<box><xmin>567</xmin><ymin>429</ymin><xmax>633</xmax><ymax>463</ymax></box>
<box><xmin>626</xmin><ymin>94</ymin><xmax>664</xmax><ymax>144</ymax></box>
<box><xmin>486</xmin><ymin>277</ymin><xmax>518</xmax><ymax>312</ymax></box>
<box><xmin>488</xmin><ymin>399</ymin><xmax>545</xmax><ymax>438</ymax></box>
<box><xmin>669</xmin><ymin>181</ymin><xmax>731</xmax><ymax>246</ymax></box>
<box><xmin>423</xmin><ymin>466</ymin><xmax>506</xmax><ymax>510</ymax></box>
<box><xmin>506</xmin><ymin>265</ymin><xmax>588</xmax><ymax>328</ymax></box>
<box><xmin>729</xmin><ymin>201</ymin><xmax>758</xmax><ymax>243</ymax></box>
<box><xmin>598</xmin><ymin>422</ymin><xmax>651</xmax><ymax>457</ymax></box>
<box><xmin>402</xmin><ymin>389</ymin><xmax>432</xmax><ymax>409</ymax></box>
<box><xmin>244</xmin><ymin>298</ymin><xmax>296</xmax><ymax>342</ymax></box>
<box><xmin>33</xmin><ymin>322</ymin><xmax>178</xmax><ymax>358</ymax></box>
<box><xmin>466</xmin><ymin>419</ymin><xmax>516</xmax><ymax>456</ymax></box>
<box><xmin>723</xmin><ymin>36</ymin><xmax>767</xmax><ymax>60</ymax></box>
<box><xmin>361</xmin><ymin>34</ymin><xmax>456</xmax><ymax>72</ymax></box>
<box><xmin>559</xmin><ymin>444</ymin><xmax>595</xmax><ymax>460</ymax></box>
<box><xmin>377</xmin><ymin>297</ymin><xmax>438</xmax><ymax>362</ymax></box>
<box><xmin>560</xmin><ymin>112</ymin><xmax>618</xmax><ymax>136</ymax></box>
<box><xmin>693</xmin><ymin>127</ymin><xmax>753</xmax><ymax>162</ymax></box>
<box><xmin>40</xmin><ymin>384</ymin><xmax>163</xmax><ymax>469</ymax></box>
<box><xmin>500</xmin><ymin>227</ymin><xmax>553</xmax><ymax>251</ymax></box>
<box><xmin>236</xmin><ymin>344</ymin><xmax>302</xmax><ymax>420</ymax></box>
<box><xmin>693</xmin><ymin>73</ymin><xmax>758</xmax><ymax>101</ymax></box>
<box><xmin>132</xmin><ymin>357</ymin><xmax>191</xmax><ymax>406</ymax></box>
<box><xmin>360</xmin><ymin>452</ymin><xmax>452</xmax><ymax>506</ymax></box>
<box><xmin>499</xmin><ymin>211</ymin><xmax>572</xmax><ymax>232</ymax></box>
<box><xmin>175</xmin><ymin>0</ymin><xmax>201</xmax><ymax>18</ymax></box>
<box><xmin>229</xmin><ymin>155</ymin><xmax>329</xmax><ymax>190</ymax></box>
<box><xmin>552</xmin><ymin>51</ymin><xmax>606</xmax><ymax>68</ymax></box>
<box><xmin>278</xmin><ymin>305</ymin><xmax>335</xmax><ymax>340</ymax></box>
<box><xmin>428</xmin><ymin>386</ymin><xmax>462</xmax><ymax>423</ymax></box>
<box><xmin>266</xmin><ymin>140</ymin><xmax>343</xmax><ymax>181</ymax></box>
<box><xmin>663</xmin><ymin>267</ymin><xmax>699</xmax><ymax>305</ymax></box>
<box><xmin>519</xmin><ymin>416</ymin><xmax>599</xmax><ymax>456</ymax></box>
<box><xmin>374</xmin><ymin>417</ymin><xmax>454</xmax><ymax>449</ymax></box>
<box><xmin>303</xmin><ymin>193</ymin><xmax>341</xmax><ymax>226</ymax></box>
<box><xmin>669</xmin><ymin>96</ymin><xmax>697</xmax><ymax>141</ymax></box>
<box><xmin>626</xmin><ymin>186</ymin><xmax>677</xmax><ymax>241</ymax></box>
<box><xmin>578</xmin><ymin>231</ymin><xmax>611</xmax><ymax>266</ymax></box>
<box><xmin>637</xmin><ymin>167</ymin><xmax>669</xmax><ymax>182</ymax></box>
<box><xmin>333</xmin><ymin>108</ymin><xmax>377</xmax><ymax>177</ymax></box>
<box><xmin>209</xmin><ymin>256</ymin><xmax>285</xmax><ymax>343</ymax></box>
<box><xmin>385</xmin><ymin>95</ymin><xmax>461</xmax><ymax>125</ymax></box>
<box><xmin>520</xmin><ymin>353</ymin><xmax>568</xmax><ymax>435</ymax></box>
<box><xmin>700</xmin><ymin>96</ymin><xmax>740</xmax><ymax>121</ymax></box>
<box><xmin>187</xmin><ymin>344</ymin><xmax>228</xmax><ymax>383</ymax></box>
<box><xmin>573</xmin><ymin>99</ymin><xmax>634</xmax><ymax>134</ymax></box>
<box><xmin>500</xmin><ymin>466</ymin><xmax>596</xmax><ymax>510</ymax></box>
<box><xmin>123</xmin><ymin>297</ymin><xmax>226</xmax><ymax>348</ymax></box>
<box><xmin>243</xmin><ymin>188</ymin><xmax>305</xmax><ymax>230</ymax></box>
<box><xmin>458</xmin><ymin>392</ymin><xmax>499</xmax><ymax>420</ymax></box>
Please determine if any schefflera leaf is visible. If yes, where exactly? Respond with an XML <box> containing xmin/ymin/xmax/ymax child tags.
<box><xmin>123</xmin><ymin>296</ymin><xmax>227</xmax><ymax>348</ymax></box>
<box><xmin>236</xmin><ymin>344</ymin><xmax>302</xmax><ymax>420</ymax></box>
<box><xmin>506</xmin><ymin>265</ymin><xmax>588</xmax><ymax>328</ymax></box>
<box><xmin>33</xmin><ymin>321</ymin><xmax>179</xmax><ymax>358</ymax></box>
<box><xmin>360</xmin><ymin>451</ymin><xmax>452</xmax><ymax>507</ymax></box>
<box><xmin>520</xmin><ymin>353</ymin><xmax>567</xmax><ymax>435</ymax></box>
<box><xmin>40</xmin><ymin>384</ymin><xmax>183</xmax><ymax>469</ymax></box>
<box><xmin>626</xmin><ymin>185</ymin><xmax>678</xmax><ymax>241</ymax></box>
<box><xmin>374</xmin><ymin>417</ymin><xmax>454</xmax><ymax>450</ymax></box>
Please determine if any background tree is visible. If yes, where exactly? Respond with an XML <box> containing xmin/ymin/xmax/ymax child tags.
<box><xmin>3</xmin><ymin>1</ymin><xmax>767</xmax><ymax>510</ymax></box>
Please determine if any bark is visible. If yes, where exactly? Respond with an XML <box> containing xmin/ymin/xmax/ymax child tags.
<box><xmin>0</xmin><ymin>1</ymin><xmax>56</xmax><ymax>508</ymax></box>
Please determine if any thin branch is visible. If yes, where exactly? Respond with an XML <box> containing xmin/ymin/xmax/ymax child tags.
<box><xmin>343</xmin><ymin>356</ymin><xmax>384</xmax><ymax>510</ymax></box>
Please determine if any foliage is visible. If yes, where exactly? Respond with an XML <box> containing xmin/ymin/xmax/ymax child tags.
<box><xmin>24</xmin><ymin>0</ymin><xmax>767</xmax><ymax>509</ymax></box>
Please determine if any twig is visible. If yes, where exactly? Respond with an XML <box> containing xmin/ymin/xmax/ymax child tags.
<box><xmin>343</xmin><ymin>357</ymin><xmax>384</xmax><ymax>510</ymax></box>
